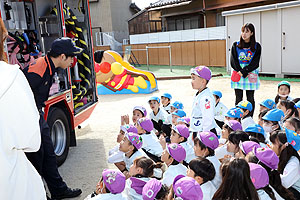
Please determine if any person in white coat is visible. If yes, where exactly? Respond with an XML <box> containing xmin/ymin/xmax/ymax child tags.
<box><xmin>85</xmin><ymin>169</ymin><xmax>127</xmax><ymax>200</ymax></box>
<box><xmin>0</xmin><ymin>61</ymin><xmax>46</xmax><ymax>200</ymax></box>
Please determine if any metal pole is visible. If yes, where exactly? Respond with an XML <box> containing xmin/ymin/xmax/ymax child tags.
<box><xmin>169</xmin><ymin>46</ymin><xmax>172</xmax><ymax>72</ymax></box>
<box><xmin>146</xmin><ymin>46</ymin><xmax>149</xmax><ymax>71</ymax></box>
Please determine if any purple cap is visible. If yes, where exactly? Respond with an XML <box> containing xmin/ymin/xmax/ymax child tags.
<box><xmin>173</xmin><ymin>124</ymin><xmax>190</xmax><ymax>139</ymax></box>
<box><xmin>173</xmin><ymin>175</ymin><xmax>203</xmax><ymax>200</ymax></box>
<box><xmin>182</xmin><ymin>117</ymin><xmax>190</xmax><ymax>125</ymax></box>
<box><xmin>167</xmin><ymin>143</ymin><xmax>186</xmax><ymax>162</ymax></box>
<box><xmin>197</xmin><ymin>131</ymin><xmax>219</xmax><ymax>150</ymax></box>
<box><xmin>254</xmin><ymin>147</ymin><xmax>279</xmax><ymax>170</ymax></box>
<box><xmin>138</xmin><ymin>118</ymin><xmax>154</xmax><ymax>132</ymax></box>
<box><xmin>225</xmin><ymin>120</ymin><xmax>242</xmax><ymax>131</ymax></box>
<box><xmin>249</xmin><ymin>163</ymin><xmax>269</xmax><ymax>189</ymax></box>
<box><xmin>239</xmin><ymin>141</ymin><xmax>260</xmax><ymax>155</ymax></box>
<box><xmin>190</xmin><ymin>66</ymin><xmax>212</xmax><ymax>81</ymax></box>
<box><xmin>120</xmin><ymin>124</ymin><xmax>138</xmax><ymax>134</ymax></box>
<box><xmin>133</xmin><ymin>106</ymin><xmax>147</xmax><ymax>117</ymax></box>
<box><xmin>102</xmin><ymin>169</ymin><xmax>126</xmax><ymax>194</ymax></box>
<box><xmin>126</xmin><ymin>132</ymin><xmax>143</xmax><ymax>149</ymax></box>
<box><xmin>130</xmin><ymin>177</ymin><xmax>147</xmax><ymax>195</ymax></box>
<box><xmin>142</xmin><ymin>178</ymin><xmax>162</xmax><ymax>200</ymax></box>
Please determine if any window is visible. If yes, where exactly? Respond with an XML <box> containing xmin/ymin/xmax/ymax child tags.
<box><xmin>216</xmin><ymin>13</ymin><xmax>225</xmax><ymax>26</ymax></box>
<box><xmin>167</xmin><ymin>14</ymin><xmax>203</xmax><ymax>31</ymax></box>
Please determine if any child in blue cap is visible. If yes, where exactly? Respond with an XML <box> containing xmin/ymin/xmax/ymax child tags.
<box><xmin>212</xmin><ymin>90</ymin><xmax>228</xmax><ymax>130</ymax></box>
<box><xmin>295</xmin><ymin>101</ymin><xmax>300</xmax><ymax>115</ymax></box>
<box><xmin>236</xmin><ymin>100</ymin><xmax>255</xmax><ymax>130</ymax></box>
<box><xmin>259</xmin><ymin>99</ymin><xmax>276</xmax><ymax>113</ymax></box>
<box><xmin>161</xmin><ymin>93</ymin><xmax>172</xmax><ymax>114</ymax></box>
<box><xmin>277</xmin><ymin>100</ymin><xmax>299</xmax><ymax>121</ymax></box>
<box><xmin>270</xmin><ymin>129</ymin><xmax>300</xmax><ymax>198</ymax></box>
<box><xmin>284</xmin><ymin>117</ymin><xmax>300</xmax><ymax>135</ymax></box>
<box><xmin>262</xmin><ymin>108</ymin><xmax>284</xmax><ymax>144</ymax></box>
<box><xmin>148</xmin><ymin>96</ymin><xmax>169</xmax><ymax>136</ymax></box>
<box><xmin>275</xmin><ymin>81</ymin><xmax>293</xmax><ymax>104</ymax></box>
<box><xmin>224</xmin><ymin>107</ymin><xmax>243</xmax><ymax>122</ymax></box>
<box><xmin>190</xmin><ymin>66</ymin><xmax>217</xmax><ymax>136</ymax></box>
<box><xmin>244</xmin><ymin>124</ymin><xmax>267</xmax><ymax>148</ymax></box>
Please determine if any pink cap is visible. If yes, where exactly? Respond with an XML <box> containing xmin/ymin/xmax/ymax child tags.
<box><xmin>197</xmin><ymin>131</ymin><xmax>219</xmax><ymax>150</ymax></box>
<box><xmin>239</xmin><ymin>141</ymin><xmax>260</xmax><ymax>155</ymax></box>
<box><xmin>126</xmin><ymin>132</ymin><xmax>143</xmax><ymax>149</ymax></box>
<box><xmin>254</xmin><ymin>147</ymin><xmax>279</xmax><ymax>170</ymax></box>
<box><xmin>167</xmin><ymin>143</ymin><xmax>186</xmax><ymax>162</ymax></box>
<box><xmin>142</xmin><ymin>178</ymin><xmax>162</xmax><ymax>200</ymax></box>
<box><xmin>249</xmin><ymin>163</ymin><xmax>269</xmax><ymax>189</ymax></box>
<box><xmin>190</xmin><ymin>66</ymin><xmax>212</xmax><ymax>81</ymax></box>
<box><xmin>173</xmin><ymin>175</ymin><xmax>203</xmax><ymax>200</ymax></box>
<box><xmin>173</xmin><ymin>124</ymin><xmax>190</xmax><ymax>139</ymax></box>
<box><xmin>225</xmin><ymin>120</ymin><xmax>242</xmax><ymax>131</ymax></box>
<box><xmin>138</xmin><ymin>118</ymin><xmax>154</xmax><ymax>132</ymax></box>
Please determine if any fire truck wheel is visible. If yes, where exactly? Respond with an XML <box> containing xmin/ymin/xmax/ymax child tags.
<box><xmin>47</xmin><ymin>107</ymin><xmax>70</xmax><ymax>166</ymax></box>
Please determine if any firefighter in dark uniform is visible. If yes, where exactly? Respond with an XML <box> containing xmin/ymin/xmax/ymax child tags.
<box><xmin>23</xmin><ymin>37</ymin><xmax>82</xmax><ymax>200</ymax></box>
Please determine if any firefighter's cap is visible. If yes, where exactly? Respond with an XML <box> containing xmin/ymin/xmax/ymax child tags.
<box><xmin>50</xmin><ymin>37</ymin><xmax>83</xmax><ymax>56</ymax></box>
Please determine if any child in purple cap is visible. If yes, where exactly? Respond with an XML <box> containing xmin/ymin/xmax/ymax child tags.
<box><xmin>190</xmin><ymin>66</ymin><xmax>217</xmax><ymax>135</ymax></box>
<box><xmin>121</xmin><ymin>106</ymin><xmax>147</xmax><ymax>126</ymax></box>
<box><xmin>249</xmin><ymin>163</ymin><xmax>277</xmax><ymax>200</ymax></box>
<box><xmin>85</xmin><ymin>169</ymin><xmax>126</xmax><ymax>200</ymax></box>
<box><xmin>136</xmin><ymin>118</ymin><xmax>163</xmax><ymax>162</ymax></box>
<box><xmin>187</xmin><ymin>157</ymin><xmax>217</xmax><ymax>199</ymax></box>
<box><xmin>270</xmin><ymin>130</ymin><xmax>300</xmax><ymax>198</ymax></box>
<box><xmin>148</xmin><ymin>96</ymin><xmax>169</xmax><ymax>136</ymax></box>
<box><xmin>194</xmin><ymin>131</ymin><xmax>221</xmax><ymax>188</ymax></box>
<box><xmin>108</xmin><ymin>124</ymin><xmax>138</xmax><ymax>166</ymax></box>
<box><xmin>161</xmin><ymin>143</ymin><xmax>187</xmax><ymax>187</ymax></box>
<box><xmin>118</xmin><ymin>132</ymin><xmax>147</xmax><ymax>177</ymax></box>
<box><xmin>246</xmin><ymin>147</ymin><xmax>294</xmax><ymax>200</ymax></box>
<box><xmin>213</xmin><ymin>158</ymin><xmax>259</xmax><ymax>200</ymax></box>
<box><xmin>142</xmin><ymin>178</ymin><xmax>169</xmax><ymax>200</ymax></box>
<box><xmin>123</xmin><ymin>157</ymin><xmax>163</xmax><ymax>200</ymax></box>
<box><xmin>172</xmin><ymin>175</ymin><xmax>203</xmax><ymax>200</ymax></box>
<box><xmin>236</xmin><ymin>141</ymin><xmax>260</xmax><ymax>158</ymax></box>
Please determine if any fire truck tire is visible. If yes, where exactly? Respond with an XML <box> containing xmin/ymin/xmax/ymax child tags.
<box><xmin>47</xmin><ymin>107</ymin><xmax>70</xmax><ymax>166</ymax></box>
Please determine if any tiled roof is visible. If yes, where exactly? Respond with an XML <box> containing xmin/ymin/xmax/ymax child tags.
<box><xmin>148</xmin><ymin>0</ymin><xmax>191</xmax><ymax>8</ymax></box>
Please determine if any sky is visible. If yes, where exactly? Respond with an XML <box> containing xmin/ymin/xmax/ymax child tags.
<box><xmin>132</xmin><ymin>0</ymin><xmax>158</xmax><ymax>9</ymax></box>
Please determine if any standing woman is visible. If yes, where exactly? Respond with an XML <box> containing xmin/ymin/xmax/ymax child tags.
<box><xmin>231</xmin><ymin>23</ymin><xmax>262</xmax><ymax>117</ymax></box>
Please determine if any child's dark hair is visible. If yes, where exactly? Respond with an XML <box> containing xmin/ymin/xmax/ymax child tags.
<box><xmin>263</xmin><ymin>119</ymin><xmax>281</xmax><ymax>132</ymax></box>
<box><xmin>213</xmin><ymin>158</ymin><xmax>259</xmax><ymax>200</ymax></box>
<box><xmin>240</xmin><ymin>108</ymin><xmax>252</xmax><ymax>119</ymax></box>
<box><xmin>168</xmin><ymin>154</ymin><xmax>180</xmax><ymax>165</ymax></box>
<box><xmin>133</xmin><ymin>156</ymin><xmax>163</xmax><ymax>177</ymax></box>
<box><xmin>247</xmin><ymin>152</ymin><xmax>296</xmax><ymax>200</ymax></box>
<box><xmin>285</xmin><ymin>117</ymin><xmax>300</xmax><ymax>132</ymax></box>
<box><xmin>189</xmin><ymin>157</ymin><xmax>215</xmax><ymax>183</ymax></box>
<box><xmin>260</xmin><ymin>186</ymin><xmax>276</xmax><ymax>200</ymax></box>
<box><xmin>270</xmin><ymin>130</ymin><xmax>300</xmax><ymax>174</ymax></box>
<box><xmin>214</xmin><ymin>94</ymin><xmax>220</xmax><ymax>101</ymax></box>
<box><xmin>275</xmin><ymin>84</ymin><xmax>291</xmax><ymax>104</ymax></box>
<box><xmin>194</xmin><ymin>136</ymin><xmax>215</xmax><ymax>156</ymax></box>
<box><xmin>228</xmin><ymin>130</ymin><xmax>249</xmax><ymax>146</ymax></box>
<box><xmin>247</xmin><ymin>132</ymin><xmax>266</xmax><ymax>144</ymax></box>
<box><xmin>223</xmin><ymin>123</ymin><xmax>234</xmax><ymax>133</ymax></box>
<box><xmin>156</xmin><ymin>184</ymin><xmax>169</xmax><ymax>200</ymax></box>
<box><xmin>292</xmin><ymin>98</ymin><xmax>300</xmax><ymax>104</ymax></box>
<box><xmin>259</xmin><ymin>109</ymin><xmax>270</xmax><ymax>119</ymax></box>
<box><xmin>279</xmin><ymin>100</ymin><xmax>299</xmax><ymax>119</ymax></box>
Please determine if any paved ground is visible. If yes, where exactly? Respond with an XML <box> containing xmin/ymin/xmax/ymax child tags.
<box><xmin>58</xmin><ymin>77</ymin><xmax>300</xmax><ymax>199</ymax></box>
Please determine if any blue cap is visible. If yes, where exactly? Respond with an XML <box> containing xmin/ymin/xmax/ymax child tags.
<box><xmin>172</xmin><ymin>109</ymin><xmax>186</xmax><ymax>118</ymax></box>
<box><xmin>171</xmin><ymin>101</ymin><xmax>184</xmax><ymax>109</ymax></box>
<box><xmin>148</xmin><ymin>96</ymin><xmax>160</xmax><ymax>103</ymax></box>
<box><xmin>295</xmin><ymin>101</ymin><xmax>300</xmax><ymax>109</ymax></box>
<box><xmin>212</xmin><ymin>90</ymin><xmax>222</xmax><ymax>98</ymax></box>
<box><xmin>260</xmin><ymin>99</ymin><xmax>276</xmax><ymax>110</ymax></box>
<box><xmin>237</xmin><ymin>101</ymin><xmax>253</xmax><ymax>112</ymax></box>
<box><xmin>278</xmin><ymin>81</ymin><xmax>291</xmax><ymax>88</ymax></box>
<box><xmin>285</xmin><ymin>128</ymin><xmax>300</xmax><ymax>151</ymax></box>
<box><xmin>51</xmin><ymin>37</ymin><xmax>83</xmax><ymax>56</ymax></box>
<box><xmin>161</xmin><ymin>93</ymin><xmax>172</xmax><ymax>100</ymax></box>
<box><xmin>245</xmin><ymin>124</ymin><xmax>265</xmax><ymax>136</ymax></box>
<box><xmin>262</xmin><ymin>109</ymin><xmax>284</xmax><ymax>122</ymax></box>
<box><xmin>225</xmin><ymin>108</ymin><xmax>243</xmax><ymax>119</ymax></box>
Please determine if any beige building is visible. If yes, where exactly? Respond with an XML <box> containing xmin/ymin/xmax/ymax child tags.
<box><xmin>89</xmin><ymin>0</ymin><xmax>139</xmax><ymax>46</ymax></box>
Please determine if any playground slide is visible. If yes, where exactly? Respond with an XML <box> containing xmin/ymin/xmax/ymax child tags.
<box><xmin>95</xmin><ymin>50</ymin><xmax>158</xmax><ymax>95</ymax></box>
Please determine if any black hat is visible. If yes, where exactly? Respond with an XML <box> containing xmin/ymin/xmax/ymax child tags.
<box><xmin>50</xmin><ymin>37</ymin><xmax>83</xmax><ymax>56</ymax></box>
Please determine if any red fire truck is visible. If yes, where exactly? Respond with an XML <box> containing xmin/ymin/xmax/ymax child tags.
<box><xmin>1</xmin><ymin>0</ymin><xmax>98</xmax><ymax>166</ymax></box>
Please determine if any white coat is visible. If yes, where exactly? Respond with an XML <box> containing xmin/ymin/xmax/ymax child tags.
<box><xmin>141</xmin><ymin>132</ymin><xmax>163</xmax><ymax>157</ymax></box>
<box><xmin>201</xmin><ymin>181</ymin><xmax>217</xmax><ymax>200</ymax></box>
<box><xmin>123</xmin><ymin>177</ymin><xmax>150</xmax><ymax>200</ymax></box>
<box><xmin>241</xmin><ymin>116</ymin><xmax>256</xmax><ymax>130</ymax></box>
<box><xmin>123</xmin><ymin>149</ymin><xmax>147</xmax><ymax>170</ymax></box>
<box><xmin>181</xmin><ymin>141</ymin><xmax>196</xmax><ymax>163</ymax></box>
<box><xmin>280</xmin><ymin>156</ymin><xmax>300</xmax><ymax>192</ymax></box>
<box><xmin>214</xmin><ymin>101</ymin><xmax>228</xmax><ymax>122</ymax></box>
<box><xmin>206</xmin><ymin>155</ymin><xmax>222</xmax><ymax>189</ymax></box>
<box><xmin>0</xmin><ymin>62</ymin><xmax>46</xmax><ymax>200</ymax></box>
<box><xmin>162</xmin><ymin>163</ymin><xmax>187</xmax><ymax>187</ymax></box>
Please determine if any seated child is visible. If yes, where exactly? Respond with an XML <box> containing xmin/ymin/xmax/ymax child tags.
<box><xmin>161</xmin><ymin>93</ymin><xmax>172</xmax><ymax>114</ymax></box>
<box><xmin>245</xmin><ymin>124</ymin><xmax>267</xmax><ymax>147</ymax></box>
<box><xmin>260</xmin><ymin>99</ymin><xmax>276</xmax><ymax>113</ymax></box>
<box><xmin>224</xmin><ymin>107</ymin><xmax>243</xmax><ymax>122</ymax></box>
<box><xmin>236</xmin><ymin>100</ymin><xmax>255</xmax><ymax>130</ymax></box>
<box><xmin>85</xmin><ymin>169</ymin><xmax>126</xmax><ymax>200</ymax></box>
<box><xmin>187</xmin><ymin>157</ymin><xmax>217</xmax><ymax>199</ymax></box>
<box><xmin>226</xmin><ymin>130</ymin><xmax>249</xmax><ymax>157</ymax></box>
<box><xmin>277</xmin><ymin>100</ymin><xmax>299</xmax><ymax>121</ymax></box>
<box><xmin>118</xmin><ymin>132</ymin><xmax>146</xmax><ymax>176</ymax></box>
<box><xmin>161</xmin><ymin>143</ymin><xmax>187</xmax><ymax>187</ymax></box>
<box><xmin>108</xmin><ymin>125</ymin><xmax>138</xmax><ymax>165</ymax></box>
<box><xmin>121</xmin><ymin>106</ymin><xmax>147</xmax><ymax>126</ymax></box>
<box><xmin>284</xmin><ymin>117</ymin><xmax>300</xmax><ymax>134</ymax></box>
<box><xmin>249</xmin><ymin>163</ymin><xmax>277</xmax><ymax>200</ymax></box>
<box><xmin>136</xmin><ymin>118</ymin><xmax>163</xmax><ymax>162</ymax></box>
<box><xmin>171</xmin><ymin>109</ymin><xmax>186</xmax><ymax>126</ymax></box>
<box><xmin>172</xmin><ymin>175</ymin><xmax>203</xmax><ymax>200</ymax></box>
<box><xmin>142</xmin><ymin>178</ymin><xmax>169</xmax><ymax>200</ymax></box>
<box><xmin>164</xmin><ymin>101</ymin><xmax>184</xmax><ymax>135</ymax></box>
<box><xmin>194</xmin><ymin>131</ymin><xmax>221</xmax><ymax>188</ymax></box>
<box><xmin>275</xmin><ymin>81</ymin><xmax>293</xmax><ymax>104</ymax></box>
<box><xmin>123</xmin><ymin>156</ymin><xmax>162</xmax><ymax>200</ymax></box>
<box><xmin>148</xmin><ymin>97</ymin><xmax>169</xmax><ymax>135</ymax></box>
<box><xmin>177</xmin><ymin>117</ymin><xmax>190</xmax><ymax>127</ymax></box>
<box><xmin>235</xmin><ymin>141</ymin><xmax>260</xmax><ymax>158</ymax></box>
<box><xmin>212</xmin><ymin>90</ymin><xmax>228</xmax><ymax>129</ymax></box>
<box><xmin>262</xmin><ymin>108</ymin><xmax>284</xmax><ymax>143</ymax></box>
